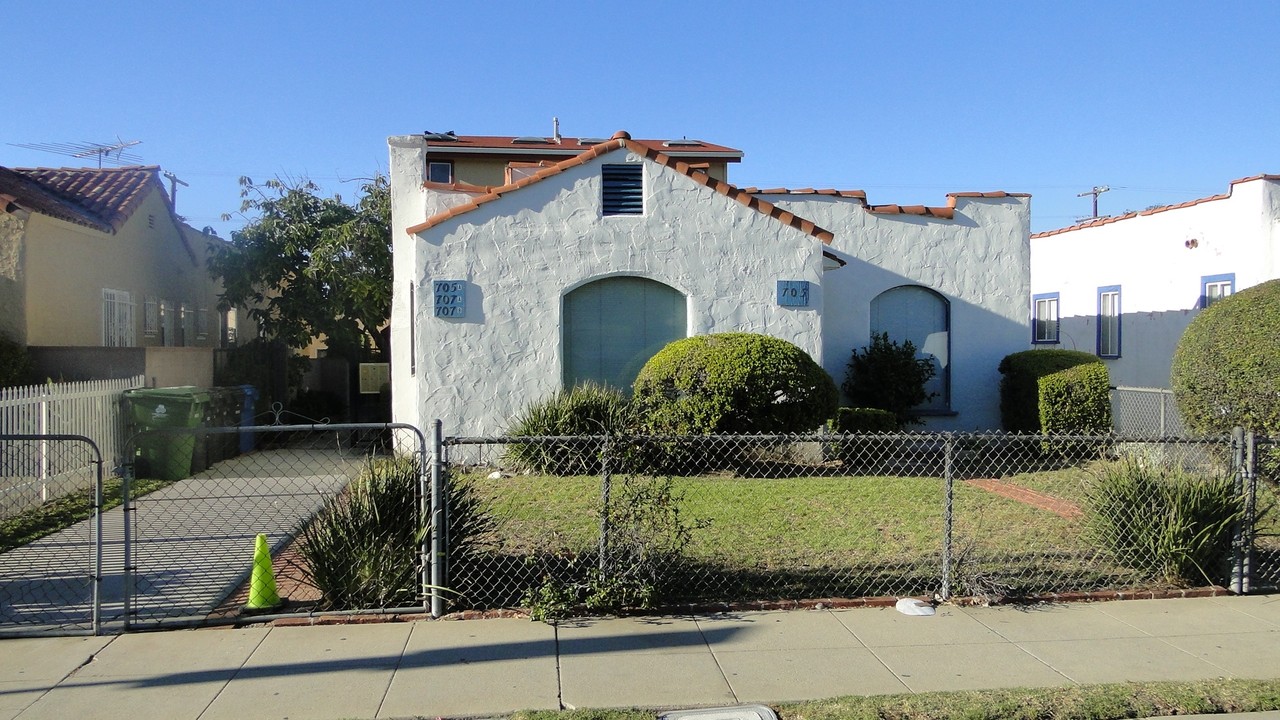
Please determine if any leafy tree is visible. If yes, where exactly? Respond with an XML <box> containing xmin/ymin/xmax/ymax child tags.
<box><xmin>210</xmin><ymin>176</ymin><xmax>391</xmax><ymax>360</ymax></box>
<box><xmin>842</xmin><ymin>332</ymin><xmax>937</xmax><ymax>426</ymax></box>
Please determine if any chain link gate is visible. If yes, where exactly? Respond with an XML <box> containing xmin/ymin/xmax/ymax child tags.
<box><xmin>0</xmin><ymin>434</ymin><xmax>105</xmax><ymax>636</ymax></box>
<box><xmin>120</xmin><ymin>423</ymin><xmax>432</xmax><ymax>630</ymax></box>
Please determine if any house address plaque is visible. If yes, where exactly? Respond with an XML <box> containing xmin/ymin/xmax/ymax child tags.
<box><xmin>777</xmin><ymin>280</ymin><xmax>810</xmax><ymax>307</ymax></box>
<box><xmin>433</xmin><ymin>280</ymin><xmax>466</xmax><ymax>318</ymax></box>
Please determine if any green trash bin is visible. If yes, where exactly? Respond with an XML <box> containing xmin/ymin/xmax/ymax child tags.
<box><xmin>126</xmin><ymin>387</ymin><xmax>212</xmax><ymax>481</ymax></box>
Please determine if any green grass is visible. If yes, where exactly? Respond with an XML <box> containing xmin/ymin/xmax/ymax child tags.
<box><xmin>0</xmin><ymin>476</ymin><xmax>170</xmax><ymax>553</ymax></box>
<box><xmin>501</xmin><ymin>678</ymin><xmax>1280</xmax><ymax>720</ymax></box>
<box><xmin>460</xmin><ymin>469</ymin><xmax>1124</xmax><ymax>603</ymax></box>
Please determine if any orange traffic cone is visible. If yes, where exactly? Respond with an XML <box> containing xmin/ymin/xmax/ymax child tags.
<box><xmin>244</xmin><ymin>533</ymin><xmax>284</xmax><ymax>612</ymax></box>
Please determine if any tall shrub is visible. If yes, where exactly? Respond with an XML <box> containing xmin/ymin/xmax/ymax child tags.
<box><xmin>1039</xmin><ymin>363</ymin><xmax>1112</xmax><ymax>435</ymax></box>
<box><xmin>998</xmin><ymin>349</ymin><xmax>1104</xmax><ymax>432</ymax></box>
<box><xmin>842</xmin><ymin>332</ymin><xmax>936</xmax><ymax>427</ymax></box>
<box><xmin>1172</xmin><ymin>279</ymin><xmax>1280</xmax><ymax>437</ymax></box>
<box><xmin>0</xmin><ymin>332</ymin><xmax>32</xmax><ymax>388</ymax></box>
<box><xmin>632</xmin><ymin>333</ymin><xmax>837</xmax><ymax>435</ymax></box>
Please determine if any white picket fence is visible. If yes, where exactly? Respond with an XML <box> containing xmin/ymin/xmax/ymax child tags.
<box><xmin>0</xmin><ymin>375</ymin><xmax>145</xmax><ymax>468</ymax></box>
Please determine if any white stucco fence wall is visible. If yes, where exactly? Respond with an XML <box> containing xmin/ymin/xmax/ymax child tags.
<box><xmin>391</xmin><ymin>140</ymin><xmax>824</xmax><ymax>435</ymax></box>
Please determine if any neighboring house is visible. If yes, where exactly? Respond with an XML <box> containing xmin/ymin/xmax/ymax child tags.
<box><xmin>1030</xmin><ymin>174</ymin><xmax>1280</xmax><ymax>388</ymax></box>
<box><xmin>389</xmin><ymin>130</ymin><xmax>1032</xmax><ymax>435</ymax></box>
<box><xmin>0</xmin><ymin>165</ymin><xmax>237</xmax><ymax>386</ymax></box>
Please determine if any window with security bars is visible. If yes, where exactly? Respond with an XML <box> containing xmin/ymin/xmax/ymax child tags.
<box><xmin>196</xmin><ymin>307</ymin><xmax>209</xmax><ymax>340</ymax></box>
<box><xmin>143</xmin><ymin>297</ymin><xmax>159</xmax><ymax>336</ymax></box>
<box><xmin>1032</xmin><ymin>292</ymin><xmax>1059</xmax><ymax>343</ymax></box>
<box><xmin>102</xmin><ymin>289</ymin><xmax>135</xmax><ymax>347</ymax></box>
<box><xmin>1097</xmin><ymin>286</ymin><xmax>1120</xmax><ymax>358</ymax></box>
<box><xmin>602</xmin><ymin>164</ymin><xmax>643</xmax><ymax>215</ymax></box>
<box><xmin>1201</xmin><ymin>273</ymin><xmax>1234</xmax><ymax>308</ymax></box>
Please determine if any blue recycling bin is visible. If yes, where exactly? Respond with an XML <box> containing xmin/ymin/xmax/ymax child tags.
<box><xmin>239</xmin><ymin>385</ymin><xmax>259</xmax><ymax>453</ymax></box>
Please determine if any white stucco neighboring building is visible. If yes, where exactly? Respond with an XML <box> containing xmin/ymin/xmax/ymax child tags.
<box><xmin>1030</xmin><ymin>174</ymin><xmax>1280</xmax><ymax>389</ymax></box>
<box><xmin>390</xmin><ymin>130</ymin><xmax>1032</xmax><ymax>435</ymax></box>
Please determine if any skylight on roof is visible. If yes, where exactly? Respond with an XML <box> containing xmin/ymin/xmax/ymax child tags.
<box><xmin>423</xmin><ymin>131</ymin><xmax>457</xmax><ymax>141</ymax></box>
<box><xmin>578</xmin><ymin>138</ymin><xmax>608</xmax><ymax>145</ymax></box>
<box><xmin>512</xmin><ymin>136</ymin><xmax>549</xmax><ymax>144</ymax></box>
<box><xmin>663</xmin><ymin>139</ymin><xmax>703</xmax><ymax>147</ymax></box>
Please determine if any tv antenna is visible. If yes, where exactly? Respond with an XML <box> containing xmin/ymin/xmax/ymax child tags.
<box><xmin>1077</xmin><ymin>185</ymin><xmax>1110</xmax><ymax>219</ymax></box>
<box><xmin>8</xmin><ymin>138</ymin><xmax>143</xmax><ymax>167</ymax></box>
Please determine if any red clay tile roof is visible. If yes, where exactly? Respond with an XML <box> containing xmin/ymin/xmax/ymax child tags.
<box><xmin>1032</xmin><ymin>175</ymin><xmax>1280</xmax><ymax>239</ymax></box>
<box><xmin>407</xmin><ymin>131</ymin><xmax>836</xmax><ymax>245</ymax></box>
<box><xmin>745</xmin><ymin>188</ymin><xmax>1028</xmax><ymax>220</ymax></box>
<box><xmin>1</xmin><ymin>165</ymin><xmax>165</xmax><ymax>233</ymax></box>
<box><xmin>421</xmin><ymin>132</ymin><xmax>743</xmax><ymax>162</ymax></box>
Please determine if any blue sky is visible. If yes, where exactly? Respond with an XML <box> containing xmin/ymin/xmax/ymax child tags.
<box><xmin>4</xmin><ymin>1</ymin><xmax>1278</xmax><ymax>238</ymax></box>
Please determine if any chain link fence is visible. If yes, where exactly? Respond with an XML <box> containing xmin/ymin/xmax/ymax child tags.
<box><xmin>0</xmin><ymin>434</ymin><xmax>104</xmax><ymax>636</ymax></box>
<box><xmin>441</xmin><ymin>429</ymin><xmax>1273</xmax><ymax>614</ymax></box>
<box><xmin>1112</xmin><ymin>386</ymin><xmax>1188</xmax><ymax>438</ymax></box>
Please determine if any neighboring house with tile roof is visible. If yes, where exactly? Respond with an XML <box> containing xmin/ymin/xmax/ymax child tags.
<box><xmin>389</xmin><ymin>130</ymin><xmax>1032</xmax><ymax>434</ymax></box>
<box><xmin>1030</xmin><ymin>173</ymin><xmax>1280</xmax><ymax>389</ymax></box>
<box><xmin>0</xmin><ymin>165</ymin><xmax>235</xmax><ymax>385</ymax></box>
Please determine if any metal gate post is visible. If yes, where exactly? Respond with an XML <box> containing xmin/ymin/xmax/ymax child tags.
<box><xmin>122</xmin><ymin>449</ymin><xmax>134</xmax><ymax>631</ymax></box>
<box><xmin>91</xmin><ymin>451</ymin><xmax>104</xmax><ymax>635</ymax></box>
<box><xmin>940</xmin><ymin>433</ymin><xmax>954</xmax><ymax>601</ymax></box>
<box><xmin>1241</xmin><ymin>431</ymin><xmax>1258</xmax><ymax>594</ymax></box>
<box><xmin>598</xmin><ymin>435</ymin><xmax>612</xmax><ymax>575</ymax></box>
<box><xmin>429</xmin><ymin>420</ymin><xmax>445</xmax><ymax>618</ymax></box>
<box><xmin>1231</xmin><ymin>427</ymin><xmax>1246</xmax><ymax>594</ymax></box>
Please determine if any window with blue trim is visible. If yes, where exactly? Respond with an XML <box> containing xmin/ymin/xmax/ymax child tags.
<box><xmin>1032</xmin><ymin>292</ymin><xmax>1059</xmax><ymax>343</ymax></box>
<box><xmin>1200</xmin><ymin>273</ymin><xmax>1234</xmax><ymax>308</ymax></box>
<box><xmin>1097</xmin><ymin>285</ymin><xmax>1121</xmax><ymax>358</ymax></box>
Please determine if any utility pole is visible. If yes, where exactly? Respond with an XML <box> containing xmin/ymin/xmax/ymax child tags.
<box><xmin>1077</xmin><ymin>185</ymin><xmax>1110</xmax><ymax>219</ymax></box>
<box><xmin>162</xmin><ymin>171</ymin><xmax>188</xmax><ymax>209</ymax></box>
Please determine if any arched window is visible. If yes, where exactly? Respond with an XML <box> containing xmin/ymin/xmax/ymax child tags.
<box><xmin>563</xmin><ymin>276</ymin><xmax>686</xmax><ymax>391</ymax></box>
<box><xmin>870</xmin><ymin>285</ymin><xmax>950</xmax><ymax>410</ymax></box>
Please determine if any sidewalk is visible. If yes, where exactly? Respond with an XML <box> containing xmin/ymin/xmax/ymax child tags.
<box><xmin>1</xmin><ymin>595</ymin><xmax>1277</xmax><ymax>720</ymax></box>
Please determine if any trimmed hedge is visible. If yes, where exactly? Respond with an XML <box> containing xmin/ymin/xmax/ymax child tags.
<box><xmin>632</xmin><ymin>333</ymin><xmax>838</xmax><ymax>434</ymax></box>
<box><xmin>1039</xmin><ymin>362</ymin><xmax>1112</xmax><ymax>435</ymax></box>
<box><xmin>998</xmin><ymin>349</ymin><xmax>1105</xmax><ymax>432</ymax></box>
<box><xmin>1172</xmin><ymin>279</ymin><xmax>1280</xmax><ymax>436</ymax></box>
<box><xmin>832</xmin><ymin>407</ymin><xmax>898</xmax><ymax>433</ymax></box>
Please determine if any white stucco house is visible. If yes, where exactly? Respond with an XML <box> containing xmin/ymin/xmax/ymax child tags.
<box><xmin>390</xmin><ymin>130</ymin><xmax>1031</xmax><ymax>435</ymax></box>
<box><xmin>1030</xmin><ymin>173</ymin><xmax>1280</xmax><ymax>389</ymax></box>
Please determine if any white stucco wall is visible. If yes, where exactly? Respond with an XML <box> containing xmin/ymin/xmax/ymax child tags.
<box><xmin>763</xmin><ymin>194</ymin><xmax>1031</xmax><ymax>431</ymax></box>
<box><xmin>1031</xmin><ymin>177</ymin><xmax>1280</xmax><ymax>388</ymax></box>
<box><xmin>390</xmin><ymin>141</ymin><xmax>825</xmax><ymax>435</ymax></box>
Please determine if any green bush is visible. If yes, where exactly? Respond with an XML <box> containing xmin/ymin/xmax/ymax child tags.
<box><xmin>842</xmin><ymin>332</ymin><xmax>936</xmax><ymax>427</ymax></box>
<box><xmin>299</xmin><ymin>456</ymin><xmax>493</xmax><ymax>610</ymax></box>
<box><xmin>0</xmin><ymin>332</ymin><xmax>32</xmax><ymax>388</ymax></box>
<box><xmin>632</xmin><ymin>333</ymin><xmax>837</xmax><ymax>435</ymax></box>
<box><xmin>505</xmin><ymin>383</ymin><xmax>634</xmax><ymax>475</ymax></box>
<box><xmin>1173</xmin><ymin>279</ymin><xmax>1280</xmax><ymax>438</ymax></box>
<box><xmin>999</xmin><ymin>349</ymin><xmax>1105</xmax><ymax>432</ymax></box>
<box><xmin>1039</xmin><ymin>362</ymin><xmax>1113</xmax><ymax>435</ymax></box>
<box><xmin>832</xmin><ymin>407</ymin><xmax>899</xmax><ymax>433</ymax></box>
<box><xmin>1084</xmin><ymin>460</ymin><xmax>1245</xmax><ymax>586</ymax></box>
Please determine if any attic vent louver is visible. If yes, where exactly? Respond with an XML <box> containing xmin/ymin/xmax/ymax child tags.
<box><xmin>512</xmin><ymin>136</ymin><xmax>548</xmax><ymax>144</ymax></box>
<box><xmin>602</xmin><ymin>164</ymin><xmax>643</xmax><ymax>216</ymax></box>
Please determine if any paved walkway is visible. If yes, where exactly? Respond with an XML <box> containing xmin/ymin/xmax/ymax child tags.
<box><xmin>0</xmin><ymin>594</ymin><xmax>1277</xmax><ymax>719</ymax></box>
<box><xmin>0</xmin><ymin>447</ymin><xmax>364</xmax><ymax>633</ymax></box>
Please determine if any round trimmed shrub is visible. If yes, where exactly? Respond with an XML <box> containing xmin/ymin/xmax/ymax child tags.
<box><xmin>998</xmin><ymin>349</ymin><xmax>1103</xmax><ymax>433</ymax></box>
<box><xmin>631</xmin><ymin>333</ymin><xmax>838</xmax><ymax>434</ymax></box>
<box><xmin>1172</xmin><ymin>279</ymin><xmax>1280</xmax><ymax>437</ymax></box>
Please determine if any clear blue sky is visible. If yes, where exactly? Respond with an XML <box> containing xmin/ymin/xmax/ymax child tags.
<box><xmin>5</xmin><ymin>1</ymin><xmax>1278</xmax><ymax>238</ymax></box>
